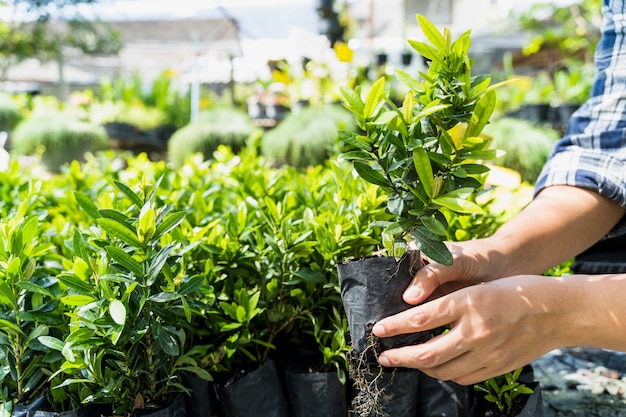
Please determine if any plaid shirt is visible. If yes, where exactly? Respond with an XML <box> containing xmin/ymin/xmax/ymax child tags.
<box><xmin>535</xmin><ymin>0</ymin><xmax>626</xmax><ymax>236</ymax></box>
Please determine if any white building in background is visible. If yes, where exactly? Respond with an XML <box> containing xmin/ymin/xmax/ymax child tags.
<box><xmin>1</xmin><ymin>0</ymin><xmax>541</xmax><ymax>94</ymax></box>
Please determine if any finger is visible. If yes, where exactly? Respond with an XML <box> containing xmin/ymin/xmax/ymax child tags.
<box><xmin>377</xmin><ymin>328</ymin><xmax>468</xmax><ymax>371</ymax></box>
<box><xmin>372</xmin><ymin>296</ymin><xmax>457</xmax><ymax>338</ymax></box>
<box><xmin>403</xmin><ymin>262</ymin><xmax>454</xmax><ymax>304</ymax></box>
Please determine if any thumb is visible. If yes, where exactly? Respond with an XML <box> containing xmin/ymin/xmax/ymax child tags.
<box><xmin>403</xmin><ymin>261</ymin><xmax>454</xmax><ymax>304</ymax></box>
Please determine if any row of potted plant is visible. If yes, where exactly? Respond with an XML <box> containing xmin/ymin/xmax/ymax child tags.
<box><xmin>1</xmin><ymin>136</ymin><xmax>540</xmax><ymax>416</ymax></box>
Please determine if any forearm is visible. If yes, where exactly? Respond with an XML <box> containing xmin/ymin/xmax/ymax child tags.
<box><xmin>563</xmin><ymin>274</ymin><xmax>626</xmax><ymax>351</ymax></box>
<box><xmin>485</xmin><ymin>185</ymin><xmax>625</xmax><ymax>278</ymax></box>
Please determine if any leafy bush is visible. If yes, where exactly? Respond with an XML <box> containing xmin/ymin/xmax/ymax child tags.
<box><xmin>11</xmin><ymin>112</ymin><xmax>110</xmax><ymax>172</ymax></box>
<box><xmin>261</xmin><ymin>105</ymin><xmax>355</xmax><ymax>168</ymax></box>
<box><xmin>167</xmin><ymin>108</ymin><xmax>258</xmax><ymax>168</ymax></box>
<box><xmin>484</xmin><ymin>117</ymin><xmax>559</xmax><ymax>183</ymax></box>
<box><xmin>0</xmin><ymin>94</ymin><xmax>23</xmax><ymax>135</ymax></box>
<box><xmin>0</xmin><ymin>148</ymin><xmax>535</xmax><ymax>413</ymax></box>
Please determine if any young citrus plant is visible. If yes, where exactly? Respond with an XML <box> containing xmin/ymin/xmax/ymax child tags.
<box><xmin>340</xmin><ymin>14</ymin><xmax>502</xmax><ymax>265</ymax></box>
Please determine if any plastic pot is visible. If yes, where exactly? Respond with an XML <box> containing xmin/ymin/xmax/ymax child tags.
<box><xmin>182</xmin><ymin>376</ymin><xmax>218</xmax><ymax>417</ymax></box>
<box><xmin>215</xmin><ymin>359</ymin><xmax>288</xmax><ymax>417</ymax></box>
<box><xmin>338</xmin><ymin>252</ymin><xmax>431</xmax><ymax>365</ymax></box>
<box><xmin>279</xmin><ymin>346</ymin><xmax>347</xmax><ymax>417</ymax></box>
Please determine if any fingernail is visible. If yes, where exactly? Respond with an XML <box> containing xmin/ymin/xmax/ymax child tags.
<box><xmin>378</xmin><ymin>353</ymin><xmax>391</xmax><ymax>367</ymax></box>
<box><xmin>372</xmin><ymin>322</ymin><xmax>385</xmax><ymax>336</ymax></box>
<box><xmin>404</xmin><ymin>285</ymin><xmax>422</xmax><ymax>301</ymax></box>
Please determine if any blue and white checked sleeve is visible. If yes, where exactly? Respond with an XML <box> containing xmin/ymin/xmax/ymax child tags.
<box><xmin>534</xmin><ymin>0</ymin><xmax>626</xmax><ymax>228</ymax></box>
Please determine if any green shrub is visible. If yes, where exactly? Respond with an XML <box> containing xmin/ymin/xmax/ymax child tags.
<box><xmin>261</xmin><ymin>105</ymin><xmax>355</xmax><ymax>168</ymax></box>
<box><xmin>167</xmin><ymin>107</ymin><xmax>258</xmax><ymax>168</ymax></box>
<box><xmin>0</xmin><ymin>94</ymin><xmax>23</xmax><ymax>134</ymax></box>
<box><xmin>484</xmin><ymin>117</ymin><xmax>559</xmax><ymax>183</ymax></box>
<box><xmin>11</xmin><ymin>112</ymin><xmax>110</xmax><ymax>172</ymax></box>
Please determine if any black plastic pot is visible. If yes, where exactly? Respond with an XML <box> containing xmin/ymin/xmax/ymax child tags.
<box><xmin>279</xmin><ymin>346</ymin><xmax>347</xmax><ymax>417</ymax></box>
<box><xmin>338</xmin><ymin>252</ymin><xmax>431</xmax><ymax>365</ymax></box>
<box><xmin>215</xmin><ymin>359</ymin><xmax>288</xmax><ymax>417</ymax></box>
<box><xmin>348</xmin><ymin>368</ymin><xmax>420</xmax><ymax>417</ymax></box>
<box><xmin>416</xmin><ymin>373</ymin><xmax>473</xmax><ymax>417</ymax></box>
<box><xmin>470</xmin><ymin>382</ymin><xmax>543</xmax><ymax>417</ymax></box>
<box><xmin>284</xmin><ymin>369</ymin><xmax>347</xmax><ymax>417</ymax></box>
<box><xmin>29</xmin><ymin>403</ymin><xmax>114</xmax><ymax>417</ymax></box>
<box><xmin>182</xmin><ymin>376</ymin><xmax>218</xmax><ymax>417</ymax></box>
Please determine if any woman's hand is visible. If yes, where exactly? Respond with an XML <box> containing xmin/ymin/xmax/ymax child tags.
<box><xmin>373</xmin><ymin>275</ymin><xmax>580</xmax><ymax>385</ymax></box>
<box><xmin>405</xmin><ymin>240</ymin><xmax>505</xmax><ymax>305</ymax></box>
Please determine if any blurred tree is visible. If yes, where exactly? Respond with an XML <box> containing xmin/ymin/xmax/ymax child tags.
<box><xmin>0</xmin><ymin>0</ymin><xmax>121</xmax><ymax>81</ymax></box>
<box><xmin>517</xmin><ymin>0</ymin><xmax>602</xmax><ymax>64</ymax></box>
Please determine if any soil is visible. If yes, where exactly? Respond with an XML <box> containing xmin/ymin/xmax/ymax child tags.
<box><xmin>533</xmin><ymin>347</ymin><xmax>626</xmax><ymax>416</ymax></box>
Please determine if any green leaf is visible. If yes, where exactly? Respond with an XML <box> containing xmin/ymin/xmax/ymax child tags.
<box><xmin>394</xmin><ymin>68</ymin><xmax>422</xmax><ymax>92</ymax></box>
<box><xmin>294</xmin><ymin>268</ymin><xmax>326</xmax><ymax>284</ymax></box>
<box><xmin>413</xmin><ymin>148</ymin><xmax>433</xmax><ymax>197</ymax></box>
<box><xmin>339</xmin><ymin>130</ymin><xmax>371</xmax><ymax>151</ymax></box>
<box><xmin>38</xmin><ymin>335</ymin><xmax>65</xmax><ymax>351</ymax></box>
<box><xmin>57</xmin><ymin>273</ymin><xmax>93</xmax><ymax>295</ymax></box>
<box><xmin>432</xmin><ymin>196</ymin><xmax>484</xmax><ymax>215</ymax></box>
<box><xmin>153</xmin><ymin>211</ymin><xmax>187</xmax><ymax>240</ymax></box>
<box><xmin>97</xmin><ymin>218</ymin><xmax>143</xmax><ymax>248</ymax></box>
<box><xmin>339</xmin><ymin>86</ymin><xmax>364</xmax><ymax>118</ymax></box>
<box><xmin>0</xmin><ymin>283</ymin><xmax>17</xmax><ymax>311</ymax></box>
<box><xmin>105</xmin><ymin>246</ymin><xmax>144</xmax><ymax>276</ymax></box>
<box><xmin>407</xmin><ymin>40</ymin><xmax>440</xmax><ymax>64</ymax></box>
<box><xmin>61</xmin><ymin>295</ymin><xmax>97</xmax><ymax>306</ymax></box>
<box><xmin>156</xmin><ymin>332</ymin><xmax>178</xmax><ymax>356</ymax></box>
<box><xmin>113</xmin><ymin>180</ymin><xmax>144</xmax><ymax>208</ymax></box>
<box><xmin>72</xmin><ymin>229</ymin><xmax>89</xmax><ymax>263</ymax></box>
<box><xmin>383</xmin><ymin>219</ymin><xmax>414</xmax><ymax>236</ymax></box>
<box><xmin>16</xmin><ymin>281</ymin><xmax>53</xmax><ymax>297</ymax></box>
<box><xmin>417</xmin><ymin>14</ymin><xmax>447</xmax><ymax>51</ymax></box>
<box><xmin>98</xmin><ymin>209</ymin><xmax>134</xmax><ymax>231</ymax></box>
<box><xmin>364</xmin><ymin>77</ymin><xmax>386</xmax><ymax>119</ymax></box>
<box><xmin>0</xmin><ymin>318</ymin><xmax>22</xmax><ymax>336</ymax></box>
<box><xmin>372</xmin><ymin>109</ymin><xmax>398</xmax><ymax>125</ymax></box>
<box><xmin>353</xmin><ymin>161</ymin><xmax>389</xmax><ymax>188</ymax></box>
<box><xmin>74</xmin><ymin>192</ymin><xmax>101</xmax><ymax>220</ymax></box>
<box><xmin>466</xmin><ymin>89</ymin><xmax>496</xmax><ymax>138</ymax></box>
<box><xmin>146</xmin><ymin>244</ymin><xmax>175</xmax><ymax>286</ymax></box>
<box><xmin>410</xmin><ymin>228</ymin><xmax>453</xmax><ymax>266</ymax></box>
<box><xmin>148</xmin><ymin>292</ymin><xmax>178</xmax><ymax>302</ymax></box>
<box><xmin>421</xmin><ymin>216</ymin><xmax>448</xmax><ymax>238</ymax></box>
<box><xmin>109</xmin><ymin>299</ymin><xmax>126</xmax><ymax>326</ymax></box>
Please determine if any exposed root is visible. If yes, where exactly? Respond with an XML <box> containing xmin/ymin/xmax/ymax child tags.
<box><xmin>348</xmin><ymin>328</ymin><xmax>397</xmax><ymax>417</ymax></box>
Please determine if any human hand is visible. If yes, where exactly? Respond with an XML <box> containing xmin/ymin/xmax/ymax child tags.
<box><xmin>373</xmin><ymin>275</ymin><xmax>571</xmax><ymax>385</ymax></box>
<box><xmin>405</xmin><ymin>239</ymin><xmax>504</xmax><ymax>305</ymax></box>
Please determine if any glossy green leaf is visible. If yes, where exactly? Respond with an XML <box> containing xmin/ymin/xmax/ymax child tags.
<box><xmin>97</xmin><ymin>218</ymin><xmax>143</xmax><ymax>248</ymax></box>
<box><xmin>353</xmin><ymin>161</ymin><xmax>389</xmax><ymax>188</ymax></box>
<box><xmin>417</xmin><ymin>14</ymin><xmax>447</xmax><ymax>51</ymax></box>
<box><xmin>395</xmin><ymin>68</ymin><xmax>422</xmax><ymax>92</ymax></box>
<box><xmin>105</xmin><ymin>246</ymin><xmax>143</xmax><ymax>276</ymax></box>
<box><xmin>74</xmin><ymin>192</ymin><xmax>101</xmax><ymax>220</ymax></box>
<box><xmin>410</xmin><ymin>227</ymin><xmax>453</xmax><ymax>266</ymax></box>
<box><xmin>413</xmin><ymin>148</ymin><xmax>433</xmax><ymax>197</ymax></box>
<box><xmin>38</xmin><ymin>335</ymin><xmax>65</xmax><ymax>351</ymax></box>
<box><xmin>432</xmin><ymin>196</ymin><xmax>484</xmax><ymax>215</ymax></box>
<box><xmin>340</xmin><ymin>86</ymin><xmax>364</xmax><ymax>117</ymax></box>
<box><xmin>109</xmin><ymin>299</ymin><xmax>126</xmax><ymax>326</ymax></box>
<box><xmin>153</xmin><ymin>211</ymin><xmax>187</xmax><ymax>240</ymax></box>
<box><xmin>72</xmin><ymin>229</ymin><xmax>89</xmax><ymax>263</ymax></box>
<box><xmin>421</xmin><ymin>216</ymin><xmax>448</xmax><ymax>238</ymax></box>
<box><xmin>60</xmin><ymin>295</ymin><xmax>97</xmax><ymax>306</ymax></box>
<box><xmin>364</xmin><ymin>77</ymin><xmax>386</xmax><ymax>119</ymax></box>
<box><xmin>113</xmin><ymin>180</ymin><xmax>144</xmax><ymax>208</ymax></box>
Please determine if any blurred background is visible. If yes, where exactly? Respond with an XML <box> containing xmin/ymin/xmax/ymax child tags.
<box><xmin>0</xmin><ymin>0</ymin><xmax>601</xmax><ymax>177</ymax></box>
